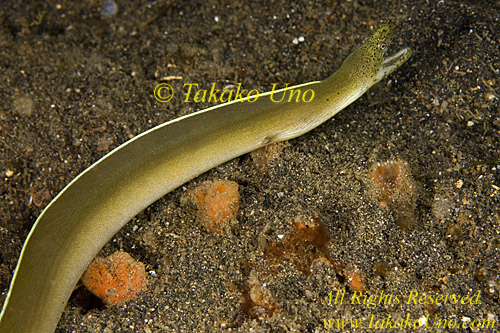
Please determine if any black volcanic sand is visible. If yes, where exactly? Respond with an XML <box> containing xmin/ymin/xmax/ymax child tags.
<box><xmin>0</xmin><ymin>1</ymin><xmax>499</xmax><ymax>331</ymax></box>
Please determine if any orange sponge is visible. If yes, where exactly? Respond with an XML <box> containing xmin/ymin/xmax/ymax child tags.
<box><xmin>190</xmin><ymin>180</ymin><xmax>240</xmax><ymax>233</ymax></box>
<box><xmin>81</xmin><ymin>251</ymin><xmax>146</xmax><ymax>305</ymax></box>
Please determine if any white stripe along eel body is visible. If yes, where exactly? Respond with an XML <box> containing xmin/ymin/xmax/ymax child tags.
<box><xmin>0</xmin><ymin>24</ymin><xmax>411</xmax><ymax>332</ymax></box>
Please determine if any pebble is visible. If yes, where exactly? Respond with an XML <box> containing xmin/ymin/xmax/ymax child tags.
<box><xmin>12</xmin><ymin>95</ymin><xmax>35</xmax><ymax>116</ymax></box>
<box><xmin>292</xmin><ymin>36</ymin><xmax>305</xmax><ymax>45</ymax></box>
<box><xmin>101</xmin><ymin>0</ymin><xmax>118</xmax><ymax>17</ymax></box>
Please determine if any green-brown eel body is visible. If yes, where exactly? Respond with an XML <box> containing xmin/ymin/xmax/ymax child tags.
<box><xmin>0</xmin><ymin>24</ymin><xmax>410</xmax><ymax>332</ymax></box>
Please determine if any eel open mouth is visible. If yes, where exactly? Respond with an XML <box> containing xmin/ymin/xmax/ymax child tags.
<box><xmin>377</xmin><ymin>47</ymin><xmax>412</xmax><ymax>81</ymax></box>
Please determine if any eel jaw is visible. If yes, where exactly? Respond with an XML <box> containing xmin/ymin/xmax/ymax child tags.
<box><xmin>376</xmin><ymin>47</ymin><xmax>412</xmax><ymax>82</ymax></box>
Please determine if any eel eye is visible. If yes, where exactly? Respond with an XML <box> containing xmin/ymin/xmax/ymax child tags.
<box><xmin>378</xmin><ymin>41</ymin><xmax>387</xmax><ymax>50</ymax></box>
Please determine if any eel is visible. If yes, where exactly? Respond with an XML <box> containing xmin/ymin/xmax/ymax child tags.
<box><xmin>0</xmin><ymin>24</ymin><xmax>411</xmax><ymax>332</ymax></box>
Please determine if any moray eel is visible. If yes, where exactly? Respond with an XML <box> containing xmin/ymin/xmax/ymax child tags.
<box><xmin>0</xmin><ymin>24</ymin><xmax>410</xmax><ymax>332</ymax></box>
